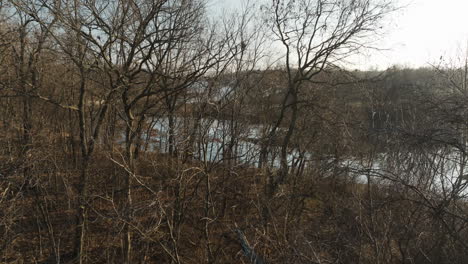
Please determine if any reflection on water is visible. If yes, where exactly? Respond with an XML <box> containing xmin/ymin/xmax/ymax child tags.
<box><xmin>121</xmin><ymin>117</ymin><xmax>468</xmax><ymax>197</ymax></box>
<box><xmin>135</xmin><ymin>117</ymin><xmax>310</xmax><ymax>168</ymax></box>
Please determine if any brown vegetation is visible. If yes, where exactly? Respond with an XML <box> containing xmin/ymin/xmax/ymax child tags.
<box><xmin>1</xmin><ymin>0</ymin><xmax>468</xmax><ymax>263</ymax></box>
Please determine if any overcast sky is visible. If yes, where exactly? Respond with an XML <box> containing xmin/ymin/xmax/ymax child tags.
<box><xmin>366</xmin><ymin>0</ymin><xmax>468</xmax><ymax>69</ymax></box>
<box><xmin>209</xmin><ymin>0</ymin><xmax>468</xmax><ymax>70</ymax></box>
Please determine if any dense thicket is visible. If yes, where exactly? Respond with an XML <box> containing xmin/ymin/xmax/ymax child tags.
<box><xmin>1</xmin><ymin>0</ymin><xmax>468</xmax><ymax>263</ymax></box>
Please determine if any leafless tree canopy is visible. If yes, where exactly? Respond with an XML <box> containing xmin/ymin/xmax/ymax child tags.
<box><xmin>2</xmin><ymin>1</ymin><xmax>468</xmax><ymax>264</ymax></box>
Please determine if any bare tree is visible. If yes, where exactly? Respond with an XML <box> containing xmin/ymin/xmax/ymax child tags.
<box><xmin>261</xmin><ymin>0</ymin><xmax>394</xmax><ymax>196</ymax></box>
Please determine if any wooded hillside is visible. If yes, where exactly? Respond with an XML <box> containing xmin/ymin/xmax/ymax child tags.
<box><xmin>1</xmin><ymin>0</ymin><xmax>468</xmax><ymax>263</ymax></box>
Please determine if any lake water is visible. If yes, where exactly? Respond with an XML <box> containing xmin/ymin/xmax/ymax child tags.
<box><xmin>123</xmin><ymin>116</ymin><xmax>468</xmax><ymax>197</ymax></box>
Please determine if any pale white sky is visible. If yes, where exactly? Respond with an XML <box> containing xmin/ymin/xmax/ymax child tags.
<box><xmin>364</xmin><ymin>0</ymin><xmax>468</xmax><ymax>69</ymax></box>
<box><xmin>209</xmin><ymin>0</ymin><xmax>468</xmax><ymax>70</ymax></box>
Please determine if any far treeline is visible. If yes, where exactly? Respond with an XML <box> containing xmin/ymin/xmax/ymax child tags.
<box><xmin>1</xmin><ymin>0</ymin><xmax>468</xmax><ymax>263</ymax></box>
